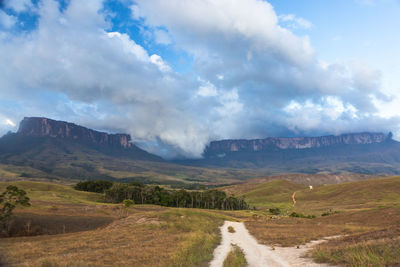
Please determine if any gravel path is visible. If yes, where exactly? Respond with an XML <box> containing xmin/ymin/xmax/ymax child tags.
<box><xmin>209</xmin><ymin>221</ymin><xmax>331</xmax><ymax>267</ymax></box>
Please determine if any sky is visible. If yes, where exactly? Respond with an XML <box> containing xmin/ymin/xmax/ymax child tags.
<box><xmin>0</xmin><ymin>0</ymin><xmax>400</xmax><ymax>158</ymax></box>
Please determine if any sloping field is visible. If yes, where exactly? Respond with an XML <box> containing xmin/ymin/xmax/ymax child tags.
<box><xmin>224</xmin><ymin>180</ymin><xmax>306</xmax><ymax>210</ymax></box>
<box><xmin>0</xmin><ymin>181</ymin><xmax>103</xmax><ymax>205</ymax></box>
<box><xmin>295</xmin><ymin>176</ymin><xmax>400</xmax><ymax>212</ymax></box>
<box><xmin>0</xmin><ymin>208</ymin><xmax>230</xmax><ymax>267</ymax></box>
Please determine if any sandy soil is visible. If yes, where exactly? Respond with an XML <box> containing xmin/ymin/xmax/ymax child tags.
<box><xmin>210</xmin><ymin>221</ymin><xmax>333</xmax><ymax>267</ymax></box>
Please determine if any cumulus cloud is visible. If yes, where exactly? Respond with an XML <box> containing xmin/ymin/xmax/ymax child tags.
<box><xmin>132</xmin><ymin>0</ymin><xmax>389</xmax><ymax>115</ymax></box>
<box><xmin>0</xmin><ymin>0</ymin><xmax>398</xmax><ymax>158</ymax></box>
<box><xmin>133</xmin><ymin>1</ymin><xmax>393</xmax><ymax>110</ymax></box>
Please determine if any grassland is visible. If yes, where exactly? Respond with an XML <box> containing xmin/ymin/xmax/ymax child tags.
<box><xmin>0</xmin><ymin>180</ymin><xmax>238</xmax><ymax>266</ymax></box>
<box><xmin>223</xmin><ymin>176</ymin><xmax>400</xmax><ymax>266</ymax></box>
<box><xmin>223</xmin><ymin>179</ymin><xmax>307</xmax><ymax>210</ymax></box>
<box><xmin>1</xmin><ymin>176</ymin><xmax>400</xmax><ymax>266</ymax></box>
<box><xmin>0</xmin><ymin>207</ymin><xmax>232</xmax><ymax>266</ymax></box>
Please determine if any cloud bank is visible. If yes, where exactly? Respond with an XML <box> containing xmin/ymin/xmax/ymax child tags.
<box><xmin>0</xmin><ymin>0</ymin><xmax>398</xmax><ymax>158</ymax></box>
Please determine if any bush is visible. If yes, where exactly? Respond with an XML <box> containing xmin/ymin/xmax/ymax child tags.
<box><xmin>289</xmin><ymin>212</ymin><xmax>316</xmax><ymax>219</ymax></box>
<box><xmin>269</xmin><ymin>208</ymin><xmax>281</xmax><ymax>215</ymax></box>
<box><xmin>122</xmin><ymin>199</ymin><xmax>134</xmax><ymax>207</ymax></box>
<box><xmin>321</xmin><ymin>210</ymin><xmax>339</xmax><ymax>216</ymax></box>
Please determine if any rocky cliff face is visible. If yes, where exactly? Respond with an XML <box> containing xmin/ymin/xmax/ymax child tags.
<box><xmin>204</xmin><ymin>132</ymin><xmax>391</xmax><ymax>156</ymax></box>
<box><xmin>18</xmin><ymin>117</ymin><xmax>133</xmax><ymax>149</ymax></box>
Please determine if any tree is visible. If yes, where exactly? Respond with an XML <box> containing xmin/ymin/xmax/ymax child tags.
<box><xmin>74</xmin><ymin>180</ymin><xmax>113</xmax><ymax>193</ymax></box>
<box><xmin>0</xmin><ymin>185</ymin><xmax>30</xmax><ymax>234</ymax></box>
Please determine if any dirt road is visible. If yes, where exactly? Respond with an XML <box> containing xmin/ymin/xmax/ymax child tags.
<box><xmin>209</xmin><ymin>221</ymin><xmax>331</xmax><ymax>267</ymax></box>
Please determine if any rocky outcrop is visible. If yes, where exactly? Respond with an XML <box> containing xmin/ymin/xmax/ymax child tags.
<box><xmin>18</xmin><ymin>117</ymin><xmax>133</xmax><ymax>149</ymax></box>
<box><xmin>204</xmin><ymin>132</ymin><xmax>391</xmax><ymax>156</ymax></box>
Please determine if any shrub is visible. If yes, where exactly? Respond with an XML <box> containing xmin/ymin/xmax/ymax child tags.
<box><xmin>321</xmin><ymin>210</ymin><xmax>339</xmax><ymax>216</ymax></box>
<box><xmin>122</xmin><ymin>199</ymin><xmax>134</xmax><ymax>207</ymax></box>
<box><xmin>289</xmin><ymin>212</ymin><xmax>316</xmax><ymax>219</ymax></box>
<box><xmin>269</xmin><ymin>208</ymin><xmax>281</xmax><ymax>215</ymax></box>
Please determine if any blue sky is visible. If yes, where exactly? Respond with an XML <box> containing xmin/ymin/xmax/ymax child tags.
<box><xmin>0</xmin><ymin>0</ymin><xmax>399</xmax><ymax>158</ymax></box>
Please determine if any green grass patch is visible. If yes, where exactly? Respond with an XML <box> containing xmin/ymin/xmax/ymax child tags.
<box><xmin>223</xmin><ymin>245</ymin><xmax>247</xmax><ymax>267</ymax></box>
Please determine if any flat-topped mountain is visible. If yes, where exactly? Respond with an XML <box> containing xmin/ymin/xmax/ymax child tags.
<box><xmin>204</xmin><ymin>132</ymin><xmax>391</xmax><ymax>156</ymax></box>
<box><xmin>18</xmin><ymin>117</ymin><xmax>133</xmax><ymax>150</ymax></box>
<box><xmin>177</xmin><ymin>132</ymin><xmax>400</xmax><ymax>175</ymax></box>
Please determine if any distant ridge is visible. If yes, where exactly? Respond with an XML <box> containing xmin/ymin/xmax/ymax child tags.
<box><xmin>204</xmin><ymin>132</ymin><xmax>392</xmax><ymax>157</ymax></box>
<box><xmin>176</xmin><ymin>131</ymin><xmax>400</xmax><ymax>175</ymax></box>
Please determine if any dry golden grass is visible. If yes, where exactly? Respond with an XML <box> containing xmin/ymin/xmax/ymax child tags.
<box><xmin>0</xmin><ymin>207</ymin><xmax>229</xmax><ymax>267</ymax></box>
<box><xmin>312</xmin><ymin>227</ymin><xmax>400</xmax><ymax>266</ymax></box>
<box><xmin>245</xmin><ymin>207</ymin><xmax>400</xmax><ymax>247</ymax></box>
<box><xmin>239</xmin><ymin>176</ymin><xmax>400</xmax><ymax>251</ymax></box>
<box><xmin>0</xmin><ymin>209</ymin><xmax>173</xmax><ymax>266</ymax></box>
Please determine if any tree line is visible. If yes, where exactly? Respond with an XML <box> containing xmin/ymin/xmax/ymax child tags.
<box><xmin>75</xmin><ymin>180</ymin><xmax>249</xmax><ymax>210</ymax></box>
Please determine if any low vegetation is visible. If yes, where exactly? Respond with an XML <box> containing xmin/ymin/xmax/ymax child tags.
<box><xmin>289</xmin><ymin>211</ymin><xmax>316</xmax><ymax>219</ymax></box>
<box><xmin>269</xmin><ymin>207</ymin><xmax>281</xmax><ymax>215</ymax></box>
<box><xmin>223</xmin><ymin>245</ymin><xmax>247</xmax><ymax>267</ymax></box>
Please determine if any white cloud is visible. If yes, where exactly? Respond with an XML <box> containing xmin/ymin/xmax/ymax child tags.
<box><xmin>150</xmin><ymin>54</ymin><xmax>172</xmax><ymax>72</ymax></box>
<box><xmin>153</xmin><ymin>29</ymin><xmax>172</xmax><ymax>45</ymax></box>
<box><xmin>107</xmin><ymin>32</ymin><xmax>150</xmax><ymax>62</ymax></box>
<box><xmin>0</xmin><ymin>10</ymin><xmax>17</xmax><ymax>28</ymax></box>
<box><xmin>4</xmin><ymin>0</ymin><xmax>34</xmax><ymax>13</ymax></box>
<box><xmin>279</xmin><ymin>14</ymin><xmax>313</xmax><ymax>29</ymax></box>
<box><xmin>197</xmin><ymin>81</ymin><xmax>218</xmax><ymax>97</ymax></box>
